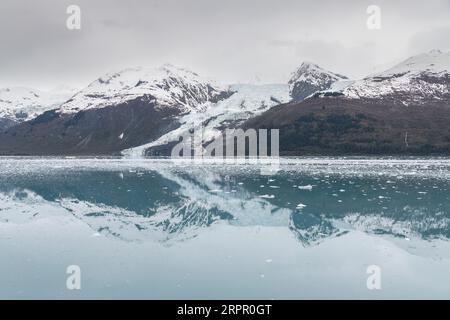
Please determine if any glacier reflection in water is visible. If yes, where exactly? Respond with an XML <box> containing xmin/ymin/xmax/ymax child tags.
<box><xmin>1</xmin><ymin>157</ymin><xmax>450</xmax><ymax>299</ymax></box>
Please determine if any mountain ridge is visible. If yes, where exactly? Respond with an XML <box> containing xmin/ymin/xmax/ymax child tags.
<box><xmin>58</xmin><ymin>64</ymin><xmax>230</xmax><ymax>115</ymax></box>
<box><xmin>0</xmin><ymin>86</ymin><xmax>77</xmax><ymax>129</ymax></box>
<box><xmin>315</xmin><ymin>50</ymin><xmax>450</xmax><ymax>105</ymax></box>
<box><xmin>243</xmin><ymin>50</ymin><xmax>450</xmax><ymax>156</ymax></box>
<box><xmin>0</xmin><ymin>50</ymin><xmax>449</xmax><ymax>156</ymax></box>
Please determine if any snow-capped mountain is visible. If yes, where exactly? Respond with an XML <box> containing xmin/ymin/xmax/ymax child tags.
<box><xmin>0</xmin><ymin>86</ymin><xmax>76</xmax><ymax>125</ymax></box>
<box><xmin>336</xmin><ymin>50</ymin><xmax>450</xmax><ymax>105</ymax></box>
<box><xmin>2</xmin><ymin>50</ymin><xmax>450</xmax><ymax>156</ymax></box>
<box><xmin>0</xmin><ymin>65</ymin><xmax>234</xmax><ymax>155</ymax></box>
<box><xmin>288</xmin><ymin>62</ymin><xmax>348</xmax><ymax>102</ymax></box>
<box><xmin>244</xmin><ymin>50</ymin><xmax>450</xmax><ymax>156</ymax></box>
<box><xmin>123</xmin><ymin>83</ymin><xmax>290</xmax><ymax>157</ymax></box>
<box><xmin>59</xmin><ymin>64</ymin><xmax>229</xmax><ymax>115</ymax></box>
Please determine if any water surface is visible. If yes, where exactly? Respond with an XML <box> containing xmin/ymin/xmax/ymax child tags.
<box><xmin>1</xmin><ymin>157</ymin><xmax>450</xmax><ymax>299</ymax></box>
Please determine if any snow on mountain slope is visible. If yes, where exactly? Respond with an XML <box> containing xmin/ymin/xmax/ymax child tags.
<box><xmin>0</xmin><ymin>86</ymin><xmax>76</xmax><ymax>123</ymax></box>
<box><xmin>123</xmin><ymin>83</ymin><xmax>290</xmax><ymax>157</ymax></box>
<box><xmin>342</xmin><ymin>50</ymin><xmax>450</xmax><ymax>104</ymax></box>
<box><xmin>374</xmin><ymin>49</ymin><xmax>450</xmax><ymax>76</ymax></box>
<box><xmin>59</xmin><ymin>64</ymin><xmax>229</xmax><ymax>115</ymax></box>
<box><xmin>288</xmin><ymin>62</ymin><xmax>348</xmax><ymax>102</ymax></box>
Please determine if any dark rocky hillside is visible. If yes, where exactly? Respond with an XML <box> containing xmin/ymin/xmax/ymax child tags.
<box><xmin>244</xmin><ymin>96</ymin><xmax>450</xmax><ymax>155</ymax></box>
<box><xmin>0</xmin><ymin>95</ymin><xmax>181</xmax><ymax>155</ymax></box>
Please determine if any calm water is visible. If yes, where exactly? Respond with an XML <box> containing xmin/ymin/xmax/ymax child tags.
<box><xmin>1</xmin><ymin>157</ymin><xmax>450</xmax><ymax>299</ymax></box>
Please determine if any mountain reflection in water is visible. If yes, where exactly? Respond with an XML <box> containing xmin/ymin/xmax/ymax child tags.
<box><xmin>1</xmin><ymin>158</ymin><xmax>449</xmax><ymax>247</ymax></box>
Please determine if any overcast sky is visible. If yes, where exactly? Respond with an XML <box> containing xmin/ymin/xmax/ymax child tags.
<box><xmin>0</xmin><ymin>0</ymin><xmax>449</xmax><ymax>90</ymax></box>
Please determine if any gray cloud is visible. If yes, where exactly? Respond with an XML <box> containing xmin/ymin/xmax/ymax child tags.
<box><xmin>408</xmin><ymin>26</ymin><xmax>450</xmax><ymax>53</ymax></box>
<box><xmin>0</xmin><ymin>0</ymin><xmax>449</xmax><ymax>90</ymax></box>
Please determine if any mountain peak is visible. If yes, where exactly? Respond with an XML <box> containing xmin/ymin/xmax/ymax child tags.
<box><xmin>341</xmin><ymin>50</ymin><xmax>450</xmax><ymax>104</ymax></box>
<box><xmin>428</xmin><ymin>49</ymin><xmax>443</xmax><ymax>55</ymax></box>
<box><xmin>298</xmin><ymin>61</ymin><xmax>320</xmax><ymax>69</ymax></box>
<box><xmin>0</xmin><ymin>86</ymin><xmax>76</xmax><ymax>125</ymax></box>
<box><xmin>159</xmin><ymin>63</ymin><xmax>199</xmax><ymax>76</ymax></box>
<box><xmin>58</xmin><ymin>64</ymin><xmax>230</xmax><ymax>114</ymax></box>
<box><xmin>288</xmin><ymin>62</ymin><xmax>348</xmax><ymax>102</ymax></box>
<box><xmin>374</xmin><ymin>49</ymin><xmax>450</xmax><ymax>78</ymax></box>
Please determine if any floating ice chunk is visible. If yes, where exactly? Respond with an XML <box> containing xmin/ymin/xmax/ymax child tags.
<box><xmin>296</xmin><ymin>203</ymin><xmax>307</xmax><ymax>209</ymax></box>
<box><xmin>260</xmin><ymin>194</ymin><xmax>275</xmax><ymax>199</ymax></box>
<box><xmin>297</xmin><ymin>185</ymin><xmax>313</xmax><ymax>190</ymax></box>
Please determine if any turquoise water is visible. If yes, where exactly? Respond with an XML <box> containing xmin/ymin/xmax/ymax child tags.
<box><xmin>1</xmin><ymin>158</ymin><xmax>450</xmax><ymax>299</ymax></box>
